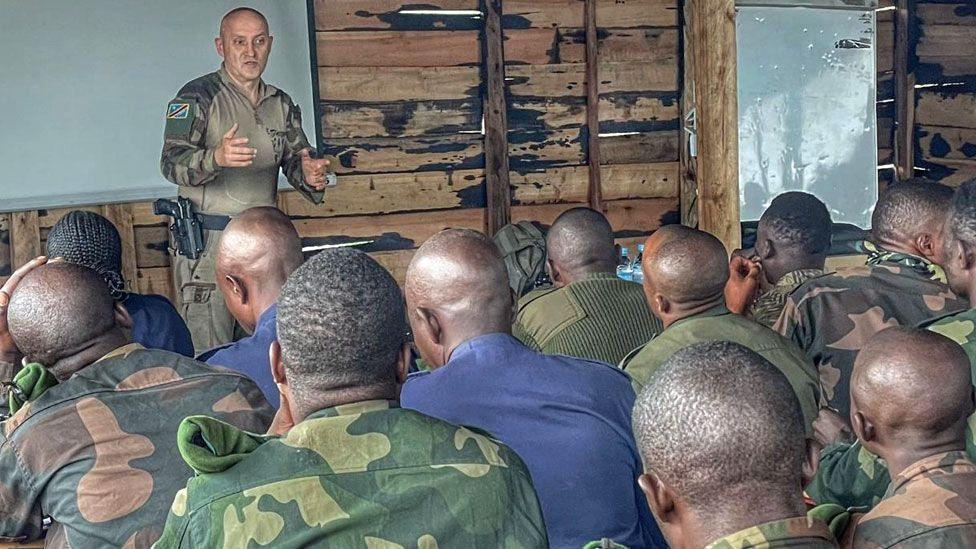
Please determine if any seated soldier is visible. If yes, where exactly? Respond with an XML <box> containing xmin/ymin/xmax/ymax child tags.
<box><xmin>726</xmin><ymin>192</ymin><xmax>832</xmax><ymax>327</ymax></box>
<box><xmin>154</xmin><ymin>248</ymin><xmax>547</xmax><ymax>548</ymax></box>
<box><xmin>0</xmin><ymin>259</ymin><xmax>272</xmax><ymax>547</ymax></box>
<box><xmin>46</xmin><ymin>210</ymin><xmax>193</xmax><ymax>356</ymax></box>
<box><xmin>513</xmin><ymin>207</ymin><xmax>663</xmax><ymax>365</ymax></box>
<box><xmin>621</xmin><ymin>226</ymin><xmax>820</xmax><ymax>436</ymax></box>
<box><xmin>846</xmin><ymin>327</ymin><xmax>976</xmax><ymax>547</ymax></box>
<box><xmin>776</xmin><ymin>181</ymin><xmax>966</xmax><ymax>419</ymax></box>
<box><xmin>633</xmin><ymin>341</ymin><xmax>834</xmax><ymax>548</ymax></box>
<box><xmin>400</xmin><ymin>229</ymin><xmax>665</xmax><ymax>549</ymax></box>
<box><xmin>198</xmin><ymin>206</ymin><xmax>304</xmax><ymax>408</ymax></box>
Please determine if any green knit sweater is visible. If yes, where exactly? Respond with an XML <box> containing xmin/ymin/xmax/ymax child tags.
<box><xmin>513</xmin><ymin>272</ymin><xmax>663</xmax><ymax>365</ymax></box>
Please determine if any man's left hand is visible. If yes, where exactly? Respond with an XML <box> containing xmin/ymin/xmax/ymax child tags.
<box><xmin>725</xmin><ymin>255</ymin><xmax>762</xmax><ymax>315</ymax></box>
<box><xmin>300</xmin><ymin>149</ymin><xmax>332</xmax><ymax>191</ymax></box>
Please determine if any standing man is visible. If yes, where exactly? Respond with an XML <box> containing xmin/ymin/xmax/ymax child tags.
<box><xmin>161</xmin><ymin>7</ymin><xmax>331</xmax><ymax>352</ymax></box>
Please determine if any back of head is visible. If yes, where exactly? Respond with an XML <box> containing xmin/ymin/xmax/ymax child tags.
<box><xmin>945</xmin><ymin>178</ymin><xmax>976</xmax><ymax>253</ymax></box>
<box><xmin>277</xmin><ymin>248</ymin><xmax>405</xmax><ymax>405</ymax></box>
<box><xmin>758</xmin><ymin>192</ymin><xmax>832</xmax><ymax>256</ymax></box>
<box><xmin>218</xmin><ymin>206</ymin><xmax>303</xmax><ymax>291</ymax></box>
<box><xmin>853</xmin><ymin>327</ymin><xmax>973</xmax><ymax>444</ymax></box>
<box><xmin>546</xmin><ymin>207</ymin><xmax>616</xmax><ymax>274</ymax></box>
<box><xmin>46</xmin><ymin>210</ymin><xmax>126</xmax><ymax>300</ymax></box>
<box><xmin>871</xmin><ymin>179</ymin><xmax>954</xmax><ymax>246</ymax></box>
<box><xmin>8</xmin><ymin>263</ymin><xmax>116</xmax><ymax>364</ymax></box>
<box><xmin>633</xmin><ymin>341</ymin><xmax>805</xmax><ymax>515</ymax></box>
<box><xmin>646</xmin><ymin>229</ymin><xmax>729</xmax><ymax>303</ymax></box>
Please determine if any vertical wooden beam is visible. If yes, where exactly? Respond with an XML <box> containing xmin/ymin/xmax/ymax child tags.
<box><xmin>482</xmin><ymin>0</ymin><xmax>512</xmax><ymax>235</ymax></box>
<box><xmin>690</xmin><ymin>0</ymin><xmax>740</xmax><ymax>252</ymax></box>
<box><xmin>0</xmin><ymin>213</ymin><xmax>11</xmax><ymax>276</ymax></box>
<box><xmin>679</xmin><ymin>0</ymin><xmax>698</xmax><ymax>227</ymax></box>
<box><xmin>10</xmin><ymin>211</ymin><xmax>41</xmax><ymax>269</ymax></box>
<box><xmin>584</xmin><ymin>0</ymin><xmax>604</xmax><ymax>212</ymax></box>
<box><xmin>102</xmin><ymin>203</ymin><xmax>139</xmax><ymax>293</ymax></box>
<box><xmin>894</xmin><ymin>0</ymin><xmax>915</xmax><ymax>182</ymax></box>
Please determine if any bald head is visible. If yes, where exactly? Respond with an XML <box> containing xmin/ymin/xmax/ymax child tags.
<box><xmin>8</xmin><ymin>263</ymin><xmax>116</xmax><ymax>365</ymax></box>
<box><xmin>643</xmin><ymin>228</ymin><xmax>729</xmax><ymax>304</ymax></box>
<box><xmin>220</xmin><ymin>7</ymin><xmax>268</xmax><ymax>36</ymax></box>
<box><xmin>217</xmin><ymin>207</ymin><xmax>303</xmax><ymax>292</ymax></box>
<box><xmin>853</xmin><ymin>327</ymin><xmax>973</xmax><ymax>444</ymax></box>
<box><xmin>546</xmin><ymin>207</ymin><xmax>616</xmax><ymax>278</ymax></box>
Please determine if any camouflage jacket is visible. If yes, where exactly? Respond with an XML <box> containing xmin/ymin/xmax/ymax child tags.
<box><xmin>774</xmin><ymin>243</ymin><xmax>967</xmax><ymax>417</ymax></box>
<box><xmin>748</xmin><ymin>269</ymin><xmax>824</xmax><ymax>329</ymax></box>
<box><xmin>154</xmin><ymin>399</ymin><xmax>548</xmax><ymax>548</ymax></box>
<box><xmin>513</xmin><ymin>272</ymin><xmax>663</xmax><ymax>366</ymax></box>
<box><xmin>852</xmin><ymin>451</ymin><xmax>976</xmax><ymax>547</ymax></box>
<box><xmin>806</xmin><ymin>441</ymin><xmax>891</xmax><ymax>510</ymax></box>
<box><xmin>160</xmin><ymin>67</ymin><xmax>322</xmax><ymax>215</ymax></box>
<box><xmin>705</xmin><ymin>516</ymin><xmax>837</xmax><ymax>548</ymax></box>
<box><xmin>0</xmin><ymin>344</ymin><xmax>274</xmax><ymax>547</ymax></box>
<box><xmin>927</xmin><ymin>307</ymin><xmax>976</xmax><ymax>387</ymax></box>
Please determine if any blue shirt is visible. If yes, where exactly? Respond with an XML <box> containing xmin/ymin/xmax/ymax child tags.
<box><xmin>199</xmin><ymin>304</ymin><xmax>279</xmax><ymax>408</ymax></box>
<box><xmin>400</xmin><ymin>333</ymin><xmax>664</xmax><ymax>549</ymax></box>
<box><xmin>124</xmin><ymin>293</ymin><xmax>194</xmax><ymax>357</ymax></box>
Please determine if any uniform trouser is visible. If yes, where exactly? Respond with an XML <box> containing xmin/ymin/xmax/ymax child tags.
<box><xmin>172</xmin><ymin>228</ymin><xmax>236</xmax><ymax>354</ymax></box>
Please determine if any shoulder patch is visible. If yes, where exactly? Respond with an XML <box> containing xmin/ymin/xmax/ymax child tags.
<box><xmin>517</xmin><ymin>286</ymin><xmax>557</xmax><ymax>311</ymax></box>
<box><xmin>164</xmin><ymin>98</ymin><xmax>197</xmax><ymax>139</ymax></box>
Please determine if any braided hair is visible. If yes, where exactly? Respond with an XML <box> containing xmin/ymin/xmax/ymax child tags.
<box><xmin>46</xmin><ymin>210</ymin><xmax>127</xmax><ymax>301</ymax></box>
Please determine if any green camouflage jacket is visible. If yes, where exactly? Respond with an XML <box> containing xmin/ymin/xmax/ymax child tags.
<box><xmin>774</xmin><ymin>243</ymin><xmax>967</xmax><ymax>417</ymax></box>
<box><xmin>513</xmin><ymin>272</ymin><xmax>663</xmax><ymax>366</ymax></box>
<box><xmin>748</xmin><ymin>269</ymin><xmax>824</xmax><ymax>329</ymax></box>
<box><xmin>621</xmin><ymin>305</ymin><xmax>821</xmax><ymax>436</ymax></box>
<box><xmin>705</xmin><ymin>516</ymin><xmax>837</xmax><ymax>548</ymax></box>
<box><xmin>0</xmin><ymin>344</ymin><xmax>273</xmax><ymax>547</ymax></box>
<box><xmin>927</xmin><ymin>307</ymin><xmax>976</xmax><ymax>387</ymax></box>
<box><xmin>806</xmin><ymin>441</ymin><xmax>891</xmax><ymax>509</ymax></box>
<box><xmin>154</xmin><ymin>399</ymin><xmax>548</xmax><ymax>548</ymax></box>
<box><xmin>851</xmin><ymin>451</ymin><xmax>976</xmax><ymax>547</ymax></box>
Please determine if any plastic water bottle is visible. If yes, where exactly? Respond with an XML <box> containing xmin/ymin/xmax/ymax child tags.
<box><xmin>617</xmin><ymin>247</ymin><xmax>633</xmax><ymax>281</ymax></box>
<box><xmin>631</xmin><ymin>244</ymin><xmax>645</xmax><ymax>284</ymax></box>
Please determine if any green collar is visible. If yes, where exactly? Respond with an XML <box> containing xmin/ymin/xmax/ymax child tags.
<box><xmin>774</xmin><ymin>269</ymin><xmax>824</xmax><ymax>290</ymax></box>
<box><xmin>862</xmin><ymin>241</ymin><xmax>947</xmax><ymax>283</ymax></box>
<box><xmin>669</xmin><ymin>304</ymin><xmax>731</xmax><ymax>330</ymax></box>
<box><xmin>579</xmin><ymin>271</ymin><xmax>621</xmax><ymax>282</ymax></box>
<box><xmin>305</xmin><ymin>399</ymin><xmax>396</xmax><ymax>421</ymax></box>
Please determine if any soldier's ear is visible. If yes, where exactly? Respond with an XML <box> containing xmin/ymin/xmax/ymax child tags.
<box><xmin>269</xmin><ymin>341</ymin><xmax>286</xmax><ymax>386</ymax></box>
<box><xmin>639</xmin><ymin>471</ymin><xmax>676</xmax><ymax>523</ymax></box>
<box><xmin>759</xmin><ymin>238</ymin><xmax>776</xmax><ymax>261</ymax></box>
<box><xmin>394</xmin><ymin>342</ymin><xmax>411</xmax><ymax>385</ymax></box>
<box><xmin>916</xmin><ymin>232</ymin><xmax>938</xmax><ymax>263</ymax></box>
<box><xmin>226</xmin><ymin>275</ymin><xmax>248</xmax><ymax>304</ymax></box>
<box><xmin>851</xmin><ymin>411</ymin><xmax>876</xmax><ymax>445</ymax></box>
<box><xmin>215</xmin><ymin>36</ymin><xmax>225</xmax><ymax>58</ymax></box>
<box><xmin>801</xmin><ymin>438</ymin><xmax>820</xmax><ymax>487</ymax></box>
<box><xmin>417</xmin><ymin>307</ymin><xmax>442</xmax><ymax>345</ymax></box>
<box><xmin>113</xmin><ymin>302</ymin><xmax>134</xmax><ymax>330</ymax></box>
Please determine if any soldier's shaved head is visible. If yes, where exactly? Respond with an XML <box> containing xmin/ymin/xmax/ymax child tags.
<box><xmin>220</xmin><ymin>7</ymin><xmax>269</xmax><ymax>36</ymax></box>
<box><xmin>546</xmin><ymin>208</ymin><xmax>616</xmax><ymax>281</ymax></box>
<box><xmin>644</xmin><ymin>228</ymin><xmax>729</xmax><ymax>304</ymax></box>
<box><xmin>871</xmin><ymin>180</ymin><xmax>953</xmax><ymax>261</ymax></box>
<box><xmin>943</xmin><ymin>179</ymin><xmax>976</xmax><ymax>300</ymax></box>
<box><xmin>405</xmin><ymin>229</ymin><xmax>513</xmax><ymax>367</ymax></box>
<box><xmin>852</xmin><ymin>327</ymin><xmax>973</xmax><ymax>455</ymax></box>
<box><xmin>217</xmin><ymin>206</ymin><xmax>303</xmax><ymax>292</ymax></box>
<box><xmin>633</xmin><ymin>341</ymin><xmax>808</xmax><ymax>545</ymax></box>
<box><xmin>8</xmin><ymin>263</ymin><xmax>118</xmax><ymax>367</ymax></box>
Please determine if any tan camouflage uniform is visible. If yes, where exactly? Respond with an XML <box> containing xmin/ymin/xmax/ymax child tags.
<box><xmin>0</xmin><ymin>344</ymin><xmax>273</xmax><ymax>547</ymax></box>
<box><xmin>154</xmin><ymin>399</ymin><xmax>548</xmax><ymax>548</ymax></box>
<box><xmin>851</xmin><ymin>451</ymin><xmax>976</xmax><ymax>548</ymax></box>
<box><xmin>748</xmin><ymin>269</ymin><xmax>824</xmax><ymax>328</ymax></box>
<box><xmin>706</xmin><ymin>516</ymin><xmax>837</xmax><ymax>548</ymax></box>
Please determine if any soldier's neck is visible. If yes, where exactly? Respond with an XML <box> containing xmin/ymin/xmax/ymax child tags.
<box><xmin>662</xmin><ymin>295</ymin><xmax>726</xmax><ymax>329</ymax></box>
<box><xmin>226</xmin><ymin>73</ymin><xmax>262</xmax><ymax>106</ymax></box>
<box><xmin>47</xmin><ymin>330</ymin><xmax>131</xmax><ymax>382</ymax></box>
<box><xmin>881</xmin><ymin>438</ymin><xmax>966</xmax><ymax>479</ymax></box>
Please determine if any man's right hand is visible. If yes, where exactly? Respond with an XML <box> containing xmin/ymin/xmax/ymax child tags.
<box><xmin>725</xmin><ymin>255</ymin><xmax>762</xmax><ymax>315</ymax></box>
<box><xmin>214</xmin><ymin>123</ymin><xmax>257</xmax><ymax>168</ymax></box>
<box><xmin>0</xmin><ymin>256</ymin><xmax>49</xmax><ymax>364</ymax></box>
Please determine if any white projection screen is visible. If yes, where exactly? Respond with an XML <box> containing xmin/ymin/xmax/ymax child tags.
<box><xmin>0</xmin><ymin>0</ymin><xmax>317</xmax><ymax>212</ymax></box>
<box><xmin>736</xmin><ymin>0</ymin><xmax>879</xmax><ymax>228</ymax></box>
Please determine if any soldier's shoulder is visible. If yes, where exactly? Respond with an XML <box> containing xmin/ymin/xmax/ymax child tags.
<box><xmin>516</xmin><ymin>285</ymin><xmax>561</xmax><ymax>312</ymax></box>
<box><xmin>175</xmin><ymin>72</ymin><xmax>223</xmax><ymax>102</ymax></box>
<box><xmin>924</xmin><ymin>308</ymin><xmax>976</xmax><ymax>339</ymax></box>
<box><xmin>515</xmin><ymin>286</ymin><xmax>584</xmax><ymax>344</ymax></box>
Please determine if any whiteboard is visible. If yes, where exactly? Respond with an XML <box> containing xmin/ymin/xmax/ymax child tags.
<box><xmin>737</xmin><ymin>4</ymin><xmax>879</xmax><ymax>228</ymax></box>
<box><xmin>0</xmin><ymin>0</ymin><xmax>316</xmax><ymax>212</ymax></box>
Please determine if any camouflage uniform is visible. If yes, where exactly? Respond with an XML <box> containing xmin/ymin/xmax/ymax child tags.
<box><xmin>154</xmin><ymin>399</ymin><xmax>548</xmax><ymax>548</ymax></box>
<box><xmin>927</xmin><ymin>308</ymin><xmax>976</xmax><ymax>386</ymax></box>
<box><xmin>161</xmin><ymin>67</ymin><xmax>324</xmax><ymax>352</ymax></box>
<box><xmin>621</xmin><ymin>305</ymin><xmax>821</xmax><ymax>436</ymax></box>
<box><xmin>0</xmin><ymin>344</ymin><xmax>273</xmax><ymax>547</ymax></box>
<box><xmin>851</xmin><ymin>451</ymin><xmax>976</xmax><ymax>547</ymax></box>
<box><xmin>705</xmin><ymin>517</ymin><xmax>837</xmax><ymax>548</ymax></box>
<box><xmin>748</xmin><ymin>269</ymin><xmax>824</xmax><ymax>328</ymax></box>
<box><xmin>806</xmin><ymin>441</ymin><xmax>891</xmax><ymax>509</ymax></box>
<box><xmin>513</xmin><ymin>272</ymin><xmax>663</xmax><ymax>365</ymax></box>
<box><xmin>775</xmin><ymin>243</ymin><xmax>967</xmax><ymax>417</ymax></box>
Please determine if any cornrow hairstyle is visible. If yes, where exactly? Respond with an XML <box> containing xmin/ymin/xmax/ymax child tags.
<box><xmin>46</xmin><ymin>210</ymin><xmax>127</xmax><ymax>301</ymax></box>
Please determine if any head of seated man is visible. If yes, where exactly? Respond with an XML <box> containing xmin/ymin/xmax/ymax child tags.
<box><xmin>545</xmin><ymin>207</ymin><xmax>617</xmax><ymax>286</ymax></box>
<box><xmin>756</xmin><ymin>191</ymin><xmax>832</xmax><ymax>289</ymax></box>
<box><xmin>849</xmin><ymin>327</ymin><xmax>976</xmax><ymax>546</ymax></box>
<box><xmin>45</xmin><ymin>210</ymin><xmax>193</xmax><ymax>356</ymax></box>
<box><xmin>942</xmin><ymin>178</ymin><xmax>976</xmax><ymax>304</ymax></box>
<box><xmin>871</xmin><ymin>179</ymin><xmax>955</xmax><ymax>265</ymax></box>
<box><xmin>633</xmin><ymin>341</ymin><xmax>826</xmax><ymax>549</ymax></box>
<box><xmin>215</xmin><ymin>206</ymin><xmax>303</xmax><ymax>333</ymax></box>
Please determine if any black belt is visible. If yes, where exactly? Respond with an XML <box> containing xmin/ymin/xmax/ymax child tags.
<box><xmin>198</xmin><ymin>213</ymin><xmax>231</xmax><ymax>231</ymax></box>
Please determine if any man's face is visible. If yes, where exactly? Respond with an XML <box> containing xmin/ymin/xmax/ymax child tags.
<box><xmin>216</xmin><ymin>12</ymin><xmax>272</xmax><ymax>84</ymax></box>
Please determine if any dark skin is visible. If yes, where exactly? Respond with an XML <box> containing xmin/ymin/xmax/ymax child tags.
<box><xmin>874</xmin><ymin>213</ymin><xmax>946</xmax><ymax>267</ymax></box>
<box><xmin>640</xmin><ymin>230</ymin><xmax>726</xmax><ymax>329</ymax></box>
<box><xmin>942</xmin><ymin>228</ymin><xmax>976</xmax><ymax>307</ymax></box>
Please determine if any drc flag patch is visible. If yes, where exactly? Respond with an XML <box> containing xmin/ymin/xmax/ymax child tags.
<box><xmin>164</xmin><ymin>99</ymin><xmax>196</xmax><ymax>139</ymax></box>
<box><xmin>167</xmin><ymin>102</ymin><xmax>190</xmax><ymax>119</ymax></box>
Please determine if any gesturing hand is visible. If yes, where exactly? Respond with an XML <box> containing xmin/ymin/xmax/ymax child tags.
<box><xmin>300</xmin><ymin>149</ymin><xmax>332</xmax><ymax>191</ymax></box>
<box><xmin>0</xmin><ymin>256</ymin><xmax>49</xmax><ymax>363</ymax></box>
<box><xmin>214</xmin><ymin>123</ymin><xmax>257</xmax><ymax>168</ymax></box>
<box><xmin>725</xmin><ymin>255</ymin><xmax>762</xmax><ymax>315</ymax></box>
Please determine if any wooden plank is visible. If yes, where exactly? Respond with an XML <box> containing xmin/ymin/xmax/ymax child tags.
<box><xmin>319</xmin><ymin>66</ymin><xmax>481</xmax><ymax>102</ymax></box>
<box><xmin>10</xmin><ymin>211</ymin><xmax>41</xmax><ymax>269</ymax></box>
<box><xmin>893</xmin><ymin>0</ymin><xmax>914</xmax><ymax>181</ymax></box>
<box><xmin>511</xmin><ymin>162</ymin><xmax>679</xmax><ymax>204</ymax></box>
<box><xmin>322</xmin><ymin>99</ymin><xmax>482</xmax><ymax>138</ymax></box>
<box><xmin>0</xmin><ymin>214</ymin><xmax>10</xmax><ymax>276</ymax></box>
<box><xmin>511</xmin><ymin>197</ymin><xmax>680</xmax><ymax>233</ymax></box>
<box><xmin>584</xmin><ymin>0</ymin><xmax>603</xmax><ymax>211</ymax></box>
<box><xmin>136</xmin><ymin>267</ymin><xmax>176</xmax><ymax>304</ymax></box>
<box><xmin>134</xmin><ymin>226</ymin><xmax>171</xmax><ymax>269</ymax></box>
<box><xmin>292</xmin><ymin>207</ymin><xmax>486</xmax><ymax>250</ymax></box>
<box><xmin>600</xmin><ymin>131</ymin><xmax>679</xmax><ymax>164</ymax></box>
<box><xmin>36</xmin><ymin>206</ymin><xmax>101</xmax><ymax>229</ymax></box>
<box><xmin>690</xmin><ymin>0</ymin><xmax>739</xmax><ymax>251</ymax></box>
<box><xmin>917</xmin><ymin>25</ymin><xmax>976</xmax><ymax>58</ymax></box>
<box><xmin>279</xmin><ymin>170</ymin><xmax>486</xmax><ymax>218</ymax></box>
<box><xmin>560</xmin><ymin>27</ymin><xmax>679</xmax><ymax>64</ymax></box>
<box><xmin>878</xmin><ymin>116</ymin><xmax>895</xmax><ymax>149</ymax></box>
<box><xmin>680</xmin><ymin>0</ymin><xmax>698</xmax><ymax>227</ymax></box>
<box><xmin>916</xmin><ymin>90</ymin><xmax>976</xmax><ymax>128</ymax></box>
<box><xmin>917</xmin><ymin>4</ymin><xmax>976</xmax><ymax>27</ymax></box>
<box><xmin>506</xmin><ymin>61</ymin><xmax>678</xmax><ymax>97</ymax></box>
<box><xmin>877</xmin><ymin>19</ymin><xmax>895</xmax><ymax>75</ymax></box>
<box><xmin>323</xmin><ymin>135</ymin><xmax>484</xmax><ymax>175</ymax></box>
<box><xmin>503</xmin><ymin>28</ymin><xmax>560</xmax><ymax>64</ymax></box>
<box><xmin>369</xmin><ymin>249</ymin><xmax>416</xmax><ymax>286</ymax></box>
<box><xmin>502</xmin><ymin>0</ymin><xmax>677</xmax><ymax>29</ymax></box>
<box><xmin>484</xmin><ymin>0</ymin><xmax>513</xmax><ymax>235</ymax></box>
<box><xmin>509</xmin><ymin>128</ymin><xmax>586</xmax><ymax>170</ymax></box>
<box><xmin>130</xmin><ymin>202</ymin><xmax>169</xmax><ymax>227</ymax></box>
<box><xmin>508</xmin><ymin>94</ymin><xmax>678</xmax><ymax>132</ymax></box>
<box><xmin>317</xmin><ymin>31</ymin><xmax>480</xmax><ymax>67</ymax></box>
<box><xmin>917</xmin><ymin>125</ymin><xmax>976</xmax><ymax>164</ymax></box>
<box><xmin>101</xmin><ymin>203</ymin><xmax>138</xmax><ymax>293</ymax></box>
<box><xmin>315</xmin><ymin>0</ymin><xmax>481</xmax><ymax>31</ymax></box>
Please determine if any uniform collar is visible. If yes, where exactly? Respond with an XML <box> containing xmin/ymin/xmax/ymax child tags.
<box><xmin>579</xmin><ymin>271</ymin><xmax>620</xmax><ymax>282</ymax></box>
<box><xmin>886</xmin><ymin>450</ymin><xmax>975</xmax><ymax>498</ymax></box>
<box><xmin>774</xmin><ymin>269</ymin><xmax>824</xmax><ymax>289</ymax></box>
<box><xmin>447</xmin><ymin>333</ymin><xmax>519</xmax><ymax>364</ymax></box>
<box><xmin>95</xmin><ymin>343</ymin><xmax>144</xmax><ymax>363</ymax></box>
<box><xmin>217</xmin><ymin>66</ymin><xmax>277</xmax><ymax>104</ymax></box>
<box><xmin>705</xmin><ymin>516</ymin><xmax>834</xmax><ymax>548</ymax></box>
<box><xmin>257</xmin><ymin>302</ymin><xmax>278</xmax><ymax>329</ymax></box>
<box><xmin>669</xmin><ymin>304</ymin><xmax>731</xmax><ymax>330</ymax></box>
<box><xmin>862</xmin><ymin>241</ymin><xmax>947</xmax><ymax>283</ymax></box>
<box><xmin>304</xmin><ymin>399</ymin><xmax>397</xmax><ymax>421</ymax></box>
